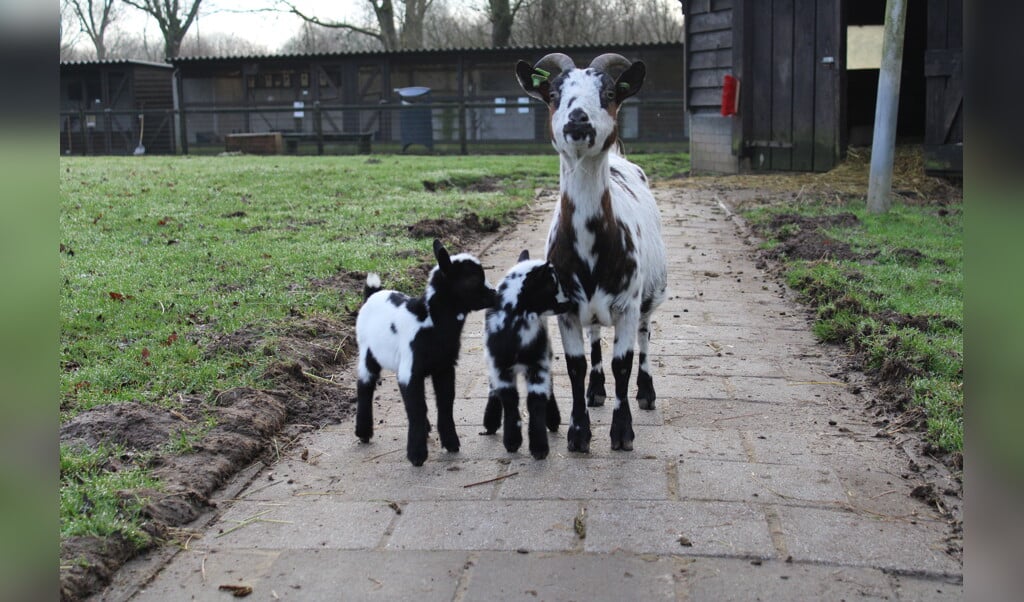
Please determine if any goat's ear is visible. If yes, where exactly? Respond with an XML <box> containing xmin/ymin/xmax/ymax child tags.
<box><xmin>517</xmin><ymin>249</ymin><xmax>530</xmax><ymax>262</ymax></box>
<box><xmin>433</xmin><ymin>239</ymin><xmax>452</xmax><ymax>273</ymax></box>
<box><xmin>615</xmin><ymin>61</ymin><xmax>646</xmax><ymax>103</ymax></box>
<box><xmin>516</xmin><ymin>60</ymin><xmax>550</xmax><ymax>103</ymax></box>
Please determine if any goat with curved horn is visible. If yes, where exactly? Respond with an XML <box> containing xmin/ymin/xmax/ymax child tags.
<box><xmin>588</xmin><ymin>53</ymin><xmax>633</xmax><ymax>77</ymax></box>
<box><xmin>534</xmin><ymin>53</ymin><xmax>577</xmax><ymax>75</ymax></box>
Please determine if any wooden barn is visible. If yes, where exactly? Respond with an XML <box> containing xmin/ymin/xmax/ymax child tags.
<box><xmin>683</xmin><ymin>0</ymin><xmax>962</xmax><ymax>175</ymax></box>
<box><xmin>167</xmin><ymin>42</ymin><xmax>686</xmax><ymax>155</ymax></box>
<box><xmin>60</xmin><ymin>59</ymin><xmax>177</xmax><ymax>155</ymax></box>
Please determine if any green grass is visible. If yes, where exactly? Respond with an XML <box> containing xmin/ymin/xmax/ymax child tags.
<box><xmin>60</xmin><ymin>444</ymin><xmax>157</xmax><ymax>546</ymax></box>
<box><xmin>59</xmin><ymin>152</ymin><xmax>691</xmax><ymax>546</ymax></box>
<box><xmin>744</xmin><ymin>201</ymin><xmax>963</xmax><ymax>454</ymax></box>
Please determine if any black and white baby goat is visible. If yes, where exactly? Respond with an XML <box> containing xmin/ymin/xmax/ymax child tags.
<box><xmin>482</xmin><ymin>250</ymin><xmax>568</xmax><ymax>459</ymax></box>
<box><xmin>355</xmin><ymin>239</ymin><xmax>496</xmax><ymax>466</ymax></box>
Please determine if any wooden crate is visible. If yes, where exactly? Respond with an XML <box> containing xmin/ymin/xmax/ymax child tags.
<box><xmin>225</xmin><ymin>132</ymin><xmax>283</xmax><ymax>155</ymax></box>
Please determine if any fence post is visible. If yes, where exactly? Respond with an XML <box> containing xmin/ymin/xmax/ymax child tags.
<box><xmin>315</xmin><ymin>101</ymin><xmax>324</xmax><ymax>155</ymax></box>
<box><xmin>179</xmin><ymin>107</ymin><xmax>190</xmax><ymax>155</ymax></box>
<box><xmin>867</xmin><ymin>0</ymin><xmax>907</xmax><ymax>214</ymax></box>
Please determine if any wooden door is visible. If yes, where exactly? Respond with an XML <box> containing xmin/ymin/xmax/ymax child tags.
<box><xmin>924</xmin><ymin>0</ymin><xmax>962</xmax><ymax>175</ymax></box>
<box><xmin>743</xmin><ymin>0</ymin><xmax>842</xmax><ymax>172</ymax></box>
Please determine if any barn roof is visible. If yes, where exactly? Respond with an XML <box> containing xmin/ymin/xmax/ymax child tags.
<box><xmin>60</xmin><ymin>59</ymin><xmax>173</xmax><ymax>69</ymax></box>
<box><xmin>167</xmin><ymin>41</ymin><xmax>683</xmax><ymax>65</ymax></box>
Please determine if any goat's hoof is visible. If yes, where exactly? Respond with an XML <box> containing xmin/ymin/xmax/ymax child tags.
<box><xmin>566</xmin><ymin>428</ymin><xmax>592</xmax><ymax>453</ymax></box>
<box><xmin>530</xmin><ymin>447</ymin><xmax>549</xmax><ymax>460</ymax></box>
<box><xmin>357</xmin><ymin>436</ymin><xmax>371</xmax><ymax>444</ymax></box>
<box><xmin>503</xmin><ymin>432</ymin><xmax>523</xmax><ymax>454</ymax></box>
<box><xmin>610</xmin><ymin>437</ymin><xmax>635</xmax><ymax>451</ymax></box>
<box><xmin>637</xmin><ymin>397</ymin><xmax>656</xmax><ymax>410</ymax></box>
<box><xmin>407</xmin><ymin>448</ymin><xmax>428</xmax><ymax>466</ymax></box>
<box><xmin>586</xmin><ymin>395</ymin><xmax>606</xmax><ymax>407</ymax></box>
<box><xmin>609</xmin><ymin>421</ymin><xmax>635</xmax><ymax>451</ymax></box>
<box><xmin>478</xmin><ymin>429</ymin><xmax>498</xmax><ymax>436</ymax></box>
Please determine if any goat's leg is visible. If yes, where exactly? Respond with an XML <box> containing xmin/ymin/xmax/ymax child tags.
<box><xmin>610</xmin><ymin>310</ymin><xmax>640</xmax><ymax>451</ymax></box>
<box><xmin>399</xmin><ymin>377</ymin><xmax>430</xmax><ymax>466</ymax></box>
<box><xmin>544</xmin><ymin>338</ymin><xmax>561</xmax><ymax>432</ymax></box>
<box><xmin>586</xmin><ymin>325</ymin><xmax>607</xmax><ymax>406</ymax></box>
<box><xmin>355</xmin><ymin>350</ymin><xmax>381</xmax><ymax>443</ymax></box>
<box><xmin>431</xmin><ymin>367</ymin><xmax>460</xmax><ymax>453</ymax></box>
<box><xmin>558</xmin><ymin>313</ymin><xmax>591</xmax><ymax>453</ymax></box>
<box><xmin>526</xmin><ymin>364</ymin><xmax>552</xmax><ymax>459</ymax></box>
<box><xmin>636</xmin><ymin>312</ymin><xmax>657</xmax><ymax>410</ymax></box>
<box><xmin>498</xmin><ymin>384</ymin><xmax>522</xmax><ymax>453</ymax></box>
<box><xmin>482</xmin><ymin>363</ymin><xmax>511</xmax><ymax>435</ymax></box>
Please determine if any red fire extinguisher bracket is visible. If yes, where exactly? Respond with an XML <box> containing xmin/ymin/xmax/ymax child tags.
<box><xmin>721</xmin><ymin>74</ymin><xmax>740</xmax><ymax>116</ymax></box>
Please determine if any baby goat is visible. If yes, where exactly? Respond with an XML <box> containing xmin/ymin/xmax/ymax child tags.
<box><xmin>516</xmin><ymin>53</ymin><xmax>669</xmax><ymax>453</ymax></box>
<box><xmin>355</xmin><ymin>239</ymin><xmax>496</xmax><ymax>466</ymax></box>
<box><xmin>482</xmin><ymin>250</ymin><xmax>568</xmax><ymax>459</ymax></box>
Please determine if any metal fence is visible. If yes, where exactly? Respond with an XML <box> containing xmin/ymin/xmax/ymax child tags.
<box><xmin>60</xmin><ymin>96</ymin><xmax>688</xmax><ymax>156</ymax></box>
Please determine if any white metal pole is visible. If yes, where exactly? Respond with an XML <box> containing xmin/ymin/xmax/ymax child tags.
<box><xmin>867</xmin><ymin>0</ymin><xmax>908</xmax><ymax>214</ymax></box>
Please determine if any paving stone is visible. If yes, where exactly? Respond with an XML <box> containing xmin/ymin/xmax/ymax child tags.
<box><xmin>677</xmin><ymin>459</ymin><xmax>848</xmax><ymax>505</ymax></box>
<box><xmin>196</xmin><ymin>499</ymin><xmax>395</xmax><ymax>550</ymax></box>
<box><xmin>682</xmin><ymin>557</ymin><xmax>896</xmax><ymax>601</ymax></box>
<box><xmin>266</xmin><ymin>550</ymin><xmax>468</xmax><ymax>601</ymax></box>
<box><xmin>775</xmin><ymin>505</ymin><xmax>960</xmax><ymax>575</ymax></box>
<box><xmin>131</xmin><ymin>549</ymin><xmax>280</xmax><ymax>602</ymax></box>
<box><xmin>585</xmin><ymin>500</ymin><xmax>774</xmax><ymax>557</ymax></box>
<box><xmin>466</xmin><ymin>551</ymin><xmax>679</xmax><ymax>600</ymax></box>
<box><xmin>241</xmin><ymin>456</ymin><xmax>503</xmax><ymax>502</ymax></box>
<box><xmin>386</xmin><ymin>501</ymin><xmax>579</xmax><ymax>551</ymax></box>
<box><xmin>497</xmin><ymin>457</ymin><xmax>671</xmax><ymax>501</ymax></box>
<box><xmin>891</xmin><ymin>574</ymin><xmax>964</xmax><ymax>600</ymax></box>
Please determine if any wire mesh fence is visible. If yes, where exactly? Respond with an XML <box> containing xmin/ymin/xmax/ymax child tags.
<box><xmin>60</xmin><ymin>97</ymin><xmax>688</xmax><ymax>157</ymax></box>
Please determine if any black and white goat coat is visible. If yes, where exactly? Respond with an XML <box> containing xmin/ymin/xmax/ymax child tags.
<box><xmin>481</xmin><ymin>250</ymin><xmax>568</xmax><ymax>459</ymax></box>
<box><xmin>516</xmin><ymin>52</ymin><xmax>669</xmax><ymax>453</ymax></box>
<box><xmin>354</xmin><ymin>239</ymin><xmax>496</xmax><ymax>466</ymax></box>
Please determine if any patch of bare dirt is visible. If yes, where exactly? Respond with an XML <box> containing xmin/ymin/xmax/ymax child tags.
<box><xmin>757</xmin><ymin>213</ymin><xmax>864</xmax><ymax>262</ymax></box>
<box><xmin>408</xmin><ymin>212</ymin><xmax>501</xmax><ymax>247</ymax></box>
<box><xmin>59</xmin><ymin>315</ymin><xmax>357</xmax><ymax>601</ymax></box>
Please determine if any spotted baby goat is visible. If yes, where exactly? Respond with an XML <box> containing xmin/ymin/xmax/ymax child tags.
<box><xmin>355</xmin><ymin>239</ymin><xmax>496</xmax><ymax>466</ymax></box>
<box><xmin>516</xmin><ymin>53</ymin><xmax>668</xmax><ymax>453</ymax></box>
<box><xmin>481</xmin><ymin>250</ymin><xmax>568</xmax><ymax>459</ymax></box>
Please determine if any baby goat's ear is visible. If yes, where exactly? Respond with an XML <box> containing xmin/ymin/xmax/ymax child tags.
<box><xmin>433</xmin><ymin>239</ymin><xmax>452</xmax><ymax>273</ymax></box>
<box><xmin>518</xmin><ymin>249</ymin><xmax>530</xmax><ymax>262</ymax></box>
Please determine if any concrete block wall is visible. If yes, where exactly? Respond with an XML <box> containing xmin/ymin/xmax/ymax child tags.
<box><xmin>689</xmin><ymin>114</ymin><xmax>739</xmax><ymax>174</ymax></box>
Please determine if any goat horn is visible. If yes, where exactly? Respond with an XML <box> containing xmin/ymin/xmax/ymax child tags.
<box><xmin>588</xmin><ymin>53</ymin><xmax>633</xmax><ymax>77</ymax></box>
<box><xmin>533</xmin><ymin>53</ymin><xmax>576</xmax><ymax>76</ymax></box>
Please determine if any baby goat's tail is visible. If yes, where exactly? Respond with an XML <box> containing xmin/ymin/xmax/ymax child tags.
<box><xmin>363</xmin><ymin>273</ymin><xmax>382</xmax><ymax>301</ymax></box>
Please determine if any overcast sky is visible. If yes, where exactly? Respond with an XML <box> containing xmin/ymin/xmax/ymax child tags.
<box><xmin>117</xmin><ymin>1</ymin><xmax>366</xmax><ymax>52</ymax></box>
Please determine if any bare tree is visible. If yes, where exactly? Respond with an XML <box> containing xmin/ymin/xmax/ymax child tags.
<box><xmin>60</xmin><ymin>1</ymin><xmax>86</xmax><ymax>61</ymax></box>
<box><xmin>277</xmin><ymin>0</ymin><xmax>435</xmax><ymax>51</ymax></box>
<box><xmin>122</xmin><ymin>0</ymin><xmax>203</xmax><ymax>59</ymax></box>
<box><xmin>179</xmin><ymin>31</ymin><xmax>270</xmax><ymax>57</ymax></box>
<box><xmin>66</xmin><ymin>0</ymin><xmax>119</xmax><ymax>60</ymax></box>
<box><xmin>487</xmin><ymin>0</ymin><xmax>525</xmax><ymax>47</ymax></box>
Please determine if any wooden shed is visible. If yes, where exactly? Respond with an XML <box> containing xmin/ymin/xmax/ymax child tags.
<box><xmin>168</xmin><ymin>42</ymin><xmax>686</xmax><ymax>154</ymax></box>
<box><xmin>60</xmin><ymin>59</ymin><xmax>176</xmax><ymax>155</ymax></box>
<box><xmin>683</xmin><ymin>0</ymin><xmax>962</xmax><ymax>175</ymax></box>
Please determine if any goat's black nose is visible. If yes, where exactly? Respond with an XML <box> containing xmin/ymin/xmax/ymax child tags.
<box><xmin>568</xmin><ymin>108</ymin><xmax>588</xmax><ymax>124</ymax></box>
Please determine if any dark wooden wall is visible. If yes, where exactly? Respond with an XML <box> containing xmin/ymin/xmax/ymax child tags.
<box><xmin>685</xmin><ymin>0</ymin><xmax>734</xmax><ymax>115</ymax></box>
<box><xmin>924</xmin><ymin>0</ymin><xmax>962</xmax><ymax>174</ymax></box>
<box><xmin>741</xmin><ymin>0</ymin><xmax>842</xmax><ymax>172</ymax></box>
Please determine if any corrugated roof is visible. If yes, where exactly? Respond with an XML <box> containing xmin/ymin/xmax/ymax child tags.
<box><xmin>167</xmin><ymin>41</ymin><xmax>683</xmax><ymax>64</ymax></box>
<box><xmin>60</xmin><ymin>58</ymin><xmax>173</xmax><ymax>69</ymax></box>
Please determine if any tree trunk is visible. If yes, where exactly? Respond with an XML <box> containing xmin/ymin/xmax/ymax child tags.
<box><xmin>489</xmin><ymin>0</ymin><xmax>514</xmax><ymax>47</ymax></box>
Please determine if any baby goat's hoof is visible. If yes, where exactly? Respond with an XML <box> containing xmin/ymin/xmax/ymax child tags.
<box><xmin>637</xmin><ymin>397</ymin><xmax>656</xmax><ymax>410</ymax></box>
<box><xmin>566</xmin><ymin>424</ymin><xmax>592</xmax><ymax>454</ymax></box>
<box><xmin>609</xmin><ymin>421</ymin><xmax>635</xmax><ymax>451</ymax></box>
<box><xmin>586</xmin><ymin>373</ymin><xmax>606</xmax><ymax>407</ymax></box>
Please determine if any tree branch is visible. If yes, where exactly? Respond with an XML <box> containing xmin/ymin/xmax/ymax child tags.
<box><xmin>275</xmin><ymin>0</ymin><xmax>383</xmax><ymax>41</ymax></box>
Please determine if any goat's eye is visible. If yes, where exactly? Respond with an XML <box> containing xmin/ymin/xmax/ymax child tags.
<box><xmin>604</xmin><ymin>89</ymin><xmax>616</xmax><ymax>101</ymax></box>
<box><xmin>549</xmin><ymin>90</ymin><xmax>559</xmax><ymax>103</ymax></box>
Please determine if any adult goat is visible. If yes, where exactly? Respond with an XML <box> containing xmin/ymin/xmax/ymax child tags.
<box><xmin>515</xmin><ymin>52</ymin><xmax>668</xmax><ymax>453</ymax></box>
